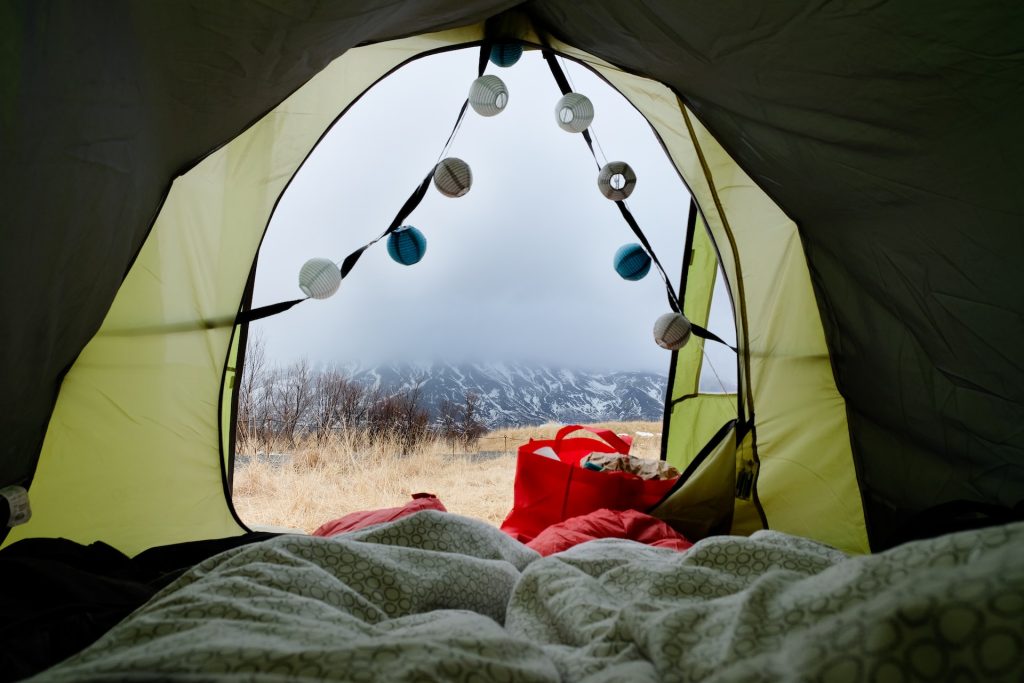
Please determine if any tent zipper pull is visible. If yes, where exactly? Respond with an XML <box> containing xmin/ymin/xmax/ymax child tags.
<box><xmin>0</xmin><ymin>485</ymin><xmax>31</xmax><ymax>527</ymax></box>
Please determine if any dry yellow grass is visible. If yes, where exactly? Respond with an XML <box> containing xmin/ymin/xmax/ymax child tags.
<box><xmin>232</xmin><ymin>421</ymin><xmax>662</xmax><ymax>533</ymax></box>
<box><xmin>484</xmin><ymin>421</ymin><xmax>663</xmax><ymax>459</ymax></box>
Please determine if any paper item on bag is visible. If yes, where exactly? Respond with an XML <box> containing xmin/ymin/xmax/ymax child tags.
<box><xmin>531</xmin><ymin>446</ymin><xmax>560</xmax><ymax>460</ymax></box>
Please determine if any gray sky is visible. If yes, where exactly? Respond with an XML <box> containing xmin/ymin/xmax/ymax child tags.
<box><xmin>253</xmin><ymin>48</ymin><xmax>736</xmax><ymax>382</ymax></box>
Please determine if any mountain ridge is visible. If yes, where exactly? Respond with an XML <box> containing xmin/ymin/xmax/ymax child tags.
<box><xmin>343</xmin><ymin>361</ymin><xmax>670</xmax><ymax>429</ymax></box>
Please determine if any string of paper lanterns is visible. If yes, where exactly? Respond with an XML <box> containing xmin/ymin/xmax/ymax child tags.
<box><xmin>540</xmin><ymin>58</ymin><xmax>691</xmax><ymax>350</ymax></box>
<box><xmin>294</xmin><ymin>41</ymin><xmax>716</xmax><ymax>355</ymax></box>
<box><xmin>297</xmin><ymin>153</ymin><xmax>473</xmax><ymax>295</ymax></box>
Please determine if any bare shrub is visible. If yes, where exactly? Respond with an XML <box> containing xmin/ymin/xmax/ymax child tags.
<box><xmin>365</xmin><ymin>385</ymin><xmax>430</xmax><ymax>452</ymax></box>
<box><xmin>236</xmin><ymin>331</ymin><xmax>268</xmax><ymax>446</ymax></box>
<box><xmin>271</xmin><ymin>359</ymin><xmax>315</xmax><ymax>446</ymax></box>
<box><xmin>438</xmin><ymin>391</ymin><xmax>486</xmax><ymax>447</ymax></box>
<box><xmin>233</xmin><ymin>346</ymin><xmax>436</xmax><ymax>456</ymax></box>
<box><xmin>312</xmin><ymin>367</ymin><xmax>354</xmax><ymax>443</ymax></box>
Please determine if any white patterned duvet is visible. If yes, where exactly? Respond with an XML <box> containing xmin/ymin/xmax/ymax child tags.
<box><xmin>31</xmin><ymin>512</ymin><xmax>1024</xmax><ymax>682</ymax></box>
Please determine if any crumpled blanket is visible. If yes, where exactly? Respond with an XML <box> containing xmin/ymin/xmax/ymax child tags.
<box><xmin>31</xmin><ymin>513</ymin><xmax>1024</xmax><ymax>682</ymax></box>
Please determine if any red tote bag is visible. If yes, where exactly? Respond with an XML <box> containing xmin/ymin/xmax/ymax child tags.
<box><xmin>500</xmin><ymin>425</ymin><xmax>678</xmax><ymax>542</ymax></box>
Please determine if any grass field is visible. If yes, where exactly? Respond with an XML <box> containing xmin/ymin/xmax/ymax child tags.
<box><xmin>233</xmin><ymin>421</ymin><xmax>662</xmax><ymax>532</ymax></box>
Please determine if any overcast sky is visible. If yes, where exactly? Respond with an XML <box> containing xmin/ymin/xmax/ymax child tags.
<box><xmin>252</xmin><ymin>48</ymin><xmax>735</xmax><ymax>382</ymax></box>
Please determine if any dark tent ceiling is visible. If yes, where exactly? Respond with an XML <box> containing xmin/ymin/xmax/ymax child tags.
<box><xmin>2</xmin><ymin>0</ymin><xmax>1022</xmax><ymax>548</ymax></box>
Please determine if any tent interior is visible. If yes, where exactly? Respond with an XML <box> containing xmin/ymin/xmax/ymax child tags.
<box><xmin>2</xmin><ymin>2</ymin><xmax>1022</xmax><ymax>680</ymax></box>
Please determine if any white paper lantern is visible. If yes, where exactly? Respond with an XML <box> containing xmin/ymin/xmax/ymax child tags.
<box><xmin>653</xmin><ymin>312</ymin><xmax>692</xmax><ymax>350</ymax></box>
<box><xmin>555</xmin><ymin>93</ymin><xmax>594</xmax><ymax>133</ymax></box>
<box><xmin>433</xmin><ymin>157</ymin><xmax>473</xmax><ymax>198</ymax></box>
<box><xmin>469</xmin><ymin>75</ymin><xmax>508</xmax><ymax>117</ymax></box>
<box><xmin>598</xmin><ymin>161</ymin><xmax>637</xmax><ymax>200</ymax></box>
<box><xmin>298</xmin><ymin>257</ymin><xmax>341</xmax><ymax>299</ymax></box>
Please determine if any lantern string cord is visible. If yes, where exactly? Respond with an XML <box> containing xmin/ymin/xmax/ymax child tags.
<box><xmin>558</xmin><ymin>56</ymin><xmax>608</xmax><ymax>168</ymax></box>
<box><xmin>590</xmin><ymin>126</ymin><xmax>610</xmax><ymax>169</ymax></box>
<box><xmin>560</xmin><ymin>54</ymin><xmax>577</xmax><ymax>90</ymax></box>
<box><xmin>437</xmin><ymin>98</ymin><xmax>470</xmax><ymax>162</ymax></box>
<box><xmin>700</xmin><ymin>343</ymin><xmax>731</xmax><ymax>394</ymax></box>
<box><xmin>438</xmin><ymin>42</ymin><xmax>490</xmax><ymax>160</ymax></box>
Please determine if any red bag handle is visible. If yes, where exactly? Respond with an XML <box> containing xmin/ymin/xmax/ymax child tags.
<box><xmin>554</xmin><ymin>425</ymin><xmax>632</xmax><ymax>454</ymax></box>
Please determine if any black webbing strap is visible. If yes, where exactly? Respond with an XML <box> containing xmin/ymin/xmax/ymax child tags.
<box><xmin>477</xmin><ymin>37</ymin><xmax>492</xmax><ymax>80</ymax></box>
<box><xmin>611</xmin><ymin>197</ymin><xmax>683</xmax><ymax>314</ymax></box>
<box><xmin>338</xmin><ymin>168</ymin><xmax>435</xmax><ymax>278</ymax></box>
<box><xmin>542</xmin><ymin>49</ymin><xmax>735</xmax><ymax>352</ymax></box>
<box><xmin>236</xmin><ymin>297</ymin><xmax>305</xmax><ymax>324</ymax></box>
<box><xmin>691</xmin><ymin>322</ymin><xmax>735</xmax><ymax>350</ymax></box>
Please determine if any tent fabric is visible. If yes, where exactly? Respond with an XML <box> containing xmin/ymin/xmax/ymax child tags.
<box><xmin>553</xmin><ymin>39</ymin><xmax>866</xmax><ymax>552</ymax></box>
<box><xmin>2</xmin><ymin>1</ymin><xmax>1022</xmax><ymax>553</ymax></box>
<box><xmin>652</xmin><ymin>421</ymin><xmax>737</xmax><ymax>542</ymax></box>
<box><xmin>6</xmin><ymin>11</ymin><xmax>868</xmax><ymax>556</ymax></box>
<box><xmin>528</xmin><ymin>0</ymin><xmax>1024</xmax><ymax>548</ymax></box>
<box><xmin>661</xmin><ymin>211</ymin><xmax>738</xmax><ymax>470</ymax></box>
<box><xmin>4</xmin><ymin>24</ymin><xmax>491</xmax><ymax>555</ymax></box>
<box><xmin>0</xmin><ymin>0</ymin><xmax>514</xmax><ymax>518</ymax></box>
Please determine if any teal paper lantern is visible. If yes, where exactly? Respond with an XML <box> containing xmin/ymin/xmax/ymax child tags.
<box><xmin>387</xmin><ymin>226</ymin><xmax>427</xmax><ymax>266</ymax></box>
<box><xmin>489</xmin><ymin>43</ymin><xmax>522</xmax><ymax>67</ymax></box>
<box><xmin>613</xmin><ymin>243</ymin><xmax>651</xmax><ymax>281</ymax></box>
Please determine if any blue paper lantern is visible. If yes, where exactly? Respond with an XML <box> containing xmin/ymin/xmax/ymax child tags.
<box><xmin>387</xmin><ymin>226</ymin><xmax>427</xmax><ymax>266</ymax></box>
<box><xmin>613</xmin><ymin>243</ymin><xmax>651</xmax><ymax>281</ymax></box>
<box><xmin>489</xmin><ymin>43</ymin><xmax>523</xmax><ymax>67</ymax></box>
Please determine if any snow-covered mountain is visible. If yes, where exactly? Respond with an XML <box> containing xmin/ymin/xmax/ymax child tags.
<box><xmin>346</xmin><ymin>362</ymin><xmax>669</xmax><ymax>428</ymax></box>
